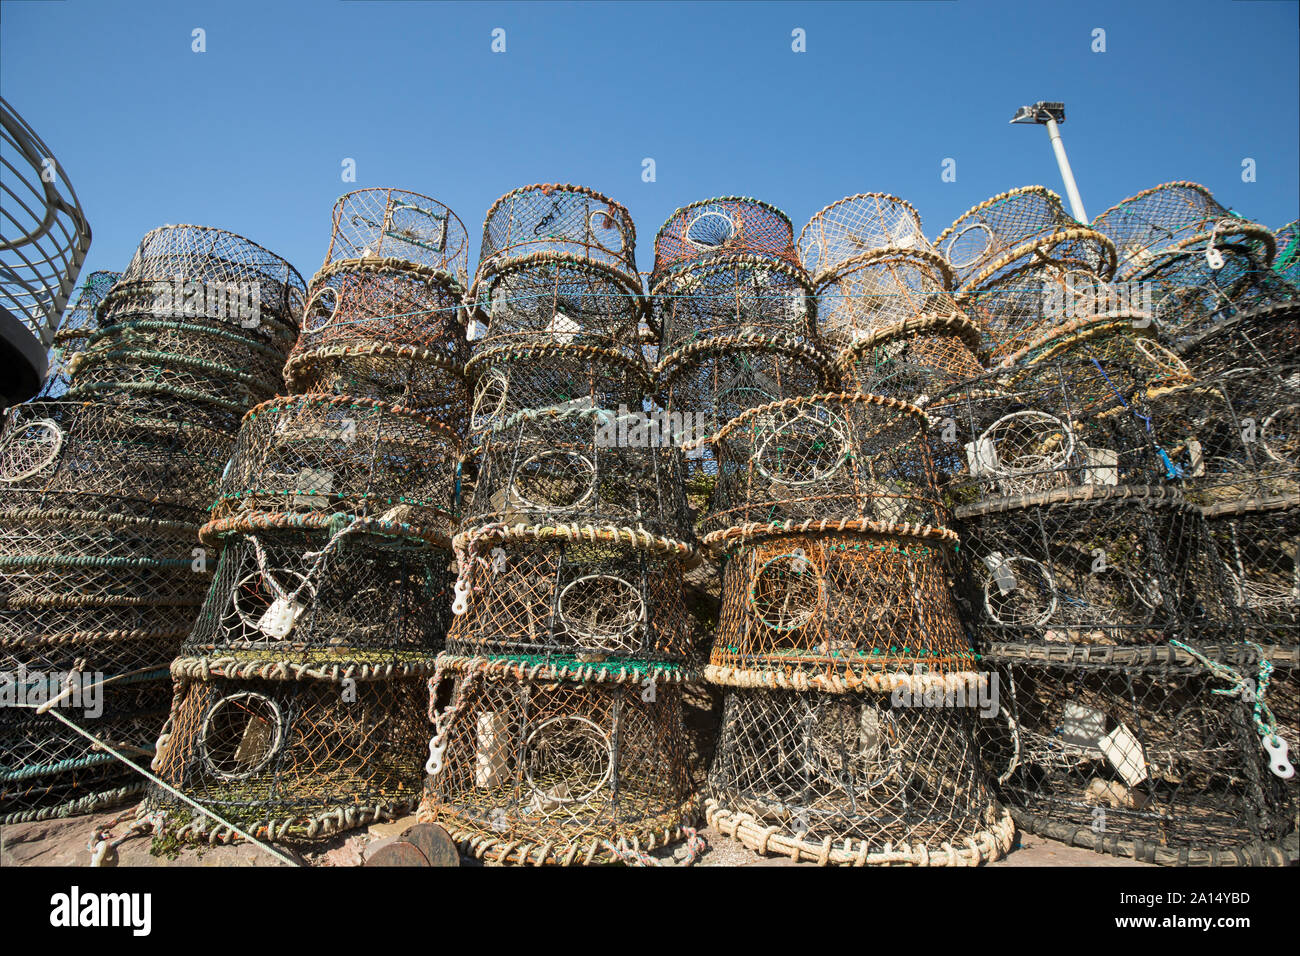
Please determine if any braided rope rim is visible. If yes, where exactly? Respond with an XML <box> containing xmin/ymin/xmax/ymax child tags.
<box><xmin>284</xmin><ymin>342</ymin><xmax>470</xmax><ymax>389</ymax></box>
<box><xmin>450</xmin><ymin>521</ymin><xmax>698</xmax><ymax>563</ymax></box>
<box><xmin>0</xmin><ymin>506</ymin><xmax>201</xmax><ymax>536</ymax></box>
<box><xmin>1174</xmin><ymin>300</ymin><xmax>1300</xmax><ymax>359</ymax></box>
<box><xmin>199</xmin><ymin>511</ymin><xmax>451</xmax><ymax>549</ymax></box>
<box><xmin>953</xmin><ymin>482</ymin><xmax>1191</xmax><ymax>520</ymax></box>
<box><xmin>239</xmin><ymin>392</ymin><xmax>462</xmax><ymax>447</ymax></box>
<box><xmin>169</xmin><ymin>654</ymin><xmax>441</xmax><ymax>683</ymax></box>
<box><xmin>703</xmin><ymin>664</ymin><xmax>986</xmax><ymax>695</ymax></box>
<box><xmin>654</xmin><ymin>330</ymin><xmax>836</xmax><ymax>384</ymax></box>
<box><xmin>960</xmin><ymin>226</ymin><xmax>1118</xmax><ymax>290</ymax></box>
<box><xmin>835</xmin><ymin>313</ymin><xmax>988</xmax><ymax>366</ymax></box>
<box><xmin>84</xmin><ymin>319</ymin><xmax>287</xmax><ymax>363</ymax></box>
<box><xmin>983</xmin><ymin>640</ymin><xmax>1299</xmax><ymax>669</ymax></box>
<box><xmin>648</xmin><ymin>250</ymin><xmax>815</xmax><ymax>297</ymax></box>
<box><xmin>701</xmin><ymin>517</ymin><xmax>958</xmax><ymax>552</ymax></box>
<box><xmin>1123</xmin><ymin>225</ymin><xmax>1277</xmax><ymax>280</ymax></box>
<box><xmin>809</xmin><ymin>244</ymin><xmax>957</xmax><ymax>292</ymax></box>
<box><xmin>464</xmin><ymin>340</ymin><xmax>652</xmax><ymax>387</ymax></box>
<box><xmin>469</xmin><ymin>249</ymin><xmax>646</xmax><ymax>313</ymax></box>
<box><xmin>96</xmin><ymin>280</ymin><xmax>302</xmax><ymax>340</ymax></box>
<box><xmin>1200</xmin><ymin>492</ymin><xmax>1300</xmax><ymax>520</ymax></box>
<box><xmin>433</xmin><ymin>652</ymin><xmax>699</xmax><ymax>686</ymax></box>
<box><xmin>689</xmin><ymin>390</ymin><xmax>927</xmax><ymax>452</ymax></box>
<box><xmin>67</xmin><ymin>346</ymin><xmax>282</xmax><ymax>394</ymax></box>
<box><xmin>312</xmin><ymin>255</ymin><xmax>467</xmax><ymax>297</ymax></box>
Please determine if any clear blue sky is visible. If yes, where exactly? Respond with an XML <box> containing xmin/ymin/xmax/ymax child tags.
<box><xmin>3</xmin><ymin>0</ymin><xmax>1297</xmax><ymax>283</ymax></box>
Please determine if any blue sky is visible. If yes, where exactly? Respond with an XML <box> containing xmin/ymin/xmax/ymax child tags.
<box><xmin>3</xmin><ymin>0</ymin><xmax>1297</xmax><ymax>284</ymax></box>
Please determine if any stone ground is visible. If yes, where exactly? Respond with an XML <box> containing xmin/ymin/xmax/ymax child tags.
<box><xmin>1</xmin><ymin>806</ymin><xmax>1150</xmax><ymax>867</ymax></box>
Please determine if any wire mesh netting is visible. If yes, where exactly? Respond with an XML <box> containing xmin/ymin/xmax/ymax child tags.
<box><xmin>704</xmin><ymin>683</ymin><xmax>1013</xmax><ymax>865</ymax></box>
<box><xmin>146</xmin><ymin>664</ymin><xmax>436</xmax><ymax>842</ymax></box>
<box><xmin>797</xmin><ymin>193</ymin><xmax>934</xmax><ymax>282</ymax></box>
<box><xmin>421</xmin><ymin>655</ymin><xmax>697</xmax><ymax>865</ymax></box>
<box><xmin>446</xmin><ymin>526</ymin><xmax>695</xmax><ymax>662</ymax></box>
<box><xmin>836</xmin><ymin>317</ymin><xmax>986</xmax><ymax>401</ymax></box>
<box><xmin>1275</xmin><ymin>221</ymin><xmax>1300</xmax><ymax>286</ymax></box>
<box><xmin>657</xmin><ymin>336</ymin><xmax>837</xmax><ymax>438</ymax></box>
<box><xmin>464</xmin><ymin>342</ymin><xmax>652</xmax><ymax>436</ymax></box>
<box><xmin>953</xmin><ymin>486</ymin><xmax>1236</xmax><ymax>647</ymax></box>
<box><xmin>183</xmin><ymin>519</ymin><xmax>452</xmax><ymax>657</ymax></box>
<box><xmin>38</xmin><ymin>271</ymin><xmax>123</xmax><ymax>400</ymax></box>
<box><xmin>466</xmin><ymin>405</ymin><xmax>691</xmax><ymax>536</ymax></box>
<box><xmin>324</xmin><ymin>188</ymin><xmax>470</xmax><ymax>281</ymax></box>
<box><xmin>209</xmin><ymin>395</ymin><xmax>460</xmax><ymax>538</ymax></box>
<box><xmin>651</xmin><ymin>255</ymin><xmax>815</xmax><ymax>354</ymax></box>
<box><xmin>926</xmin><ymin>362</ymin><xmax>1172</xmax><ymax>505</ymax></box>
<box><xmin>478</xmin><ymin>184</ymin><xmax>638</xmax><ymax>283</ymax></box>
<box><xmin>1201</xmin><ymin>498</ymin><xmax>1299</xmax><ymax>643</ymax></box>
<box><xmin>1173</xmin><ymin>301</ymin><xmax>1300</xmax><ymax>382</ymax></box>
<box><xmin>978</xmin><ymin>642</ymin><xmax>1296</xmax><ymax>865</ymax></box>
<box><xmin>935</xmin><ymin>186</ymin><xmax>1116</xmax><ymax>291</ymax></box>
<box><xmin>811</xmin><ymin>250</ymin><xmax>961</xmax><ymax>348</ymax></box>
<box><xmin>653</xmin><ymin>197</ymin><xmax>800</xmax><ymax>283</ymax></box>
<box><xmin>705</xmin><ymin>527</ymin><xmax>975</xmax><ymax>680</ymax></box>
<box><xmin>697</xmin><ymin>393</ymin><xmax>946</xmax><ymax>535</ymax></box>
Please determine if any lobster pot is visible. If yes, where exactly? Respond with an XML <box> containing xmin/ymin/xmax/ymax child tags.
<box><xmin>105</xmin><ymin>224</ymin><xmax>307</xmax><ymax>343</ymax></box>
<box><xmin>420</xmin><ymin>656</ymin><xmax>696</xmax><ymax>865</ymax></box>
<box><xmin>1141</xmin><ymin>246</ymin><xmax>1291</xmax><ymax>343</ymax></box>
<box><xmin>797</xmin><ymin>192</ymin><xmax>934</xmax><ymax>280</ymax></box>
<box><xmin>1174</xmin><ymin>301</ymin><xmax>1300</xmax><ymax>381</ymax></box>
<box><xmin>0</xmin><ymin>398</ymin><xmax>230</xmax><ymax>511</ymax></box>
<box><xmin>1</xmin><ymin>671</ymin><xmax>172</xmax><ymax>824</ymax></box>
<box><xmin>653</xmin><ymin>196</ymin><xmax>800</xmax><ymax>284</ymax></box>
<box><xmin>478</xmin><ymin>184</ymin><xmax>638</xmax><ymax>281</ymax></box>
<box><xmin>657</xmin><ymin>335</ymin><xmax>836</xmax><ymax>437</ymax></box>
<box><xmin>700</xmin><ymin>393</ymin><xmax>945</xmax><ymax>535</ymax></box>
<box><xmin>1092</xmin><ymin>182</ymin><xmax>1275</xmax><ymax>282</ymax></box>
<box><xmin>953</xmin><ymin>486</ymin><xmax>1236</xmax><ymax>647</ymax></box>
<box><xmin>926</xmin><ymin>362</ymin><xmax>1169</xmax><ymax>502</ymax></box>
<box><xmin>979</xmin><ymin>643</ymin><xmax>1296</xmax><ymax>866</ymax></box>
<box><xmin>704</xmin><ymin>681</ymin><xmax>1013</xmax><ymax>866</ymax></box>
<box><xmin>706</xmin><ymin>527</ymin><xmax>975</xmax><ymax>680</ymax></box>
<box><xmin>1151</xmin><ymin>374</ymin><xmax>1299</xmax><ymax>505</ymax></box>
<box><xmin>471</xmin><ymin>252</ymin><xmax>644</xmax><ymax>358</ymax></box>
<box><xmin>447</xmin><ymin>527</ymin><xmax>695</xmax><ymax>662</ymax></box>
<box><xmin>466</xmin><ymin>406</ymin><xmax>690</xmax><ymax>537</ymax></box>
<box><xmin>1201</xmin><ymin>497</ymin><xmax>1300</xmax><ymax>642</ymax></box>
<box><xmin>650</xmin><ymin>255</ymin><xmax>815</xmax><ymax>353</ymax></box>
<box><xmin>1276</xmin><ymin>221</ymin><xmax>1300</xmax><ymax>286</ymax></box>
<box><xmin>1002</xmin><ymin>316</ymin><xmax>1193</xmax><ymax>410</ymax></box>
<box><xmin>935</xmin><ymin>187</ymin><xmax>1116</xmax><ymax>291</ymax></box>
<box><xmin>465</xmin><ymin>342</ymin><xmax>652</xmax><ymax>436</ymax></box>
<box><xmin>146</xmin><ymin>659</ymin><xmax>436</xmax><ymax>842</ymax></box>
<box><xmin>0</xmin><ymin>506</ymin><xmax>208</xmax><ymax>610</ymax></box>
<box><xmin>38</xmin><ymin>271</ymin><xmax>122</xmax><ymax>400</ymax></box>
<box><xmin>186</xmin><ymin>519</ymin><xmax>452</xmax><ymax>657</ymax></box>
<box><xmin>209</xmin><ymin>395</ymin><xmax>460</xmax><ymax>538</ymax></box>
<box><xmin>324</xmin><ymin>188</ymin><xmax>470</xmax><ymax>279</ymax></box>
<box><xmin>836</xmin><ymin>317</ymin><xmax>985</xmax><ymax>401</ymax></box>
<box><xmin>812</xmin><ymin>252</ymin><xmax>963</xmax><ymax>349</ymax></box>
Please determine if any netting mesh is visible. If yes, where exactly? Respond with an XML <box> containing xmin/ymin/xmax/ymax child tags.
<box><xmin>811</xmin><ymin>250</ymin><xmax>960</xmax><ymax>347</ymax></box>
<box><xmin>653</xmin><ymin>197</ymin><xmax>799</xmax><ymax>282</ymax></box>
<box><xmin>146</xmin><ymin>666</ymin><xmax>435</xmax><ymax>842</ymax></box>
<box><xmin>953</xmin><ymin>486</ymin><xmax>1236</xmax><ymax>646</ymax></box>
<box><xmin>471</xmin><ymin>253</ymin><xmax>644</xmax><ymax>356</ymax></box>
<box><xmin>705</xmin><ymin>685</ymin><xmax>1011</xmax><ymax>864</ymax></box>
<box><xmin>935</xmin><ymin>187</ymin><xmax>1115</xmax><ymax>290</ymax></box>
<box><xmin>698</xmin><ymin>393</ymin><xmax>946</xmax><ymax>534</ymax></box>
<box><xmin>979</xmin><ymin>643</ymin><xmax>1295</xmax><ymax>865</ymax></box>
<box><xmin>447</xmin><ymin>528</ymin><xmax>694</xmax><ymax>661</ymax></box>
<box><xmin>421</xmin><ymin>657</ymin><xmax>696</xmax><ymax>865</ymax></box>
<box><xmin>1092</xmin><ymin>182</ymin><xmax>1275</xmax><ymax>280</ymax></box>
<box><xmin>706</xmin><ymin>528</ymin><xmax>975</xmax><ymax>679</ymax></box>
<box><xmin>651</xmin><ymin>255</ymin><xmax>815</xmax><ymax>353</ymax></box>
<box><xmin>1174</xmin><ymin>301</ymin><xmax>1300</xmax><ymax>381</ymax></box>
<box><xmin>657</xmin><ymin>336</ymin><xmax>837</xmax><ymax>437</ymax></box>
<box><xmin>1201</xmin><ymin>499</ymin><xmax>1299</xmax><ymax>642</ymax></box>
<box><xmin>926</xmin><ymin>362</ymin><xmax>1171</xmax><ymax>504</ymax></box>
<box><xmin>39</xmin><ymin>271</ymin><xmax>122</xmax><ymax>400</ymax></box>
<box><xmin>466</xmin><ymin>406</ymin><xmax>690</xmax><ymax>536</ymax></box>
<box><xmin>478</xmin><ymin>184</ymin><xmax>638</xmax><ymax>282</ymax></box>
<box><xmin>209</xmin><ymin>395</ymin><xmax>460</xmax><ymax>537</ymax></box>
<box><xmin>324</xmin><ymin>188</ymin><xmax>470</xmax><ymax>280</ymax></box>
<box><xmin>797</xmin><ymin>193</ymin><xmax>932</xmax><ymax>281</ymax></box>
<box><xmin>1276</xmin><ymin>221</ymin><xmax>1300</xmax><ymax>285</ymax></box>
<box><xmin>465</xmin><ymin>343</ymin><xmax>652</xmax><ymax>436</ymax></box>
<box><xmin>836</xmin><ymin>317</ymin><xmax>986</xmax><ymax>400</ymax></box>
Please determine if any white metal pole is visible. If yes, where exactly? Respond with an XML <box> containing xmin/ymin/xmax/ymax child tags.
<box><xmin>1043</xmin><ymin>116</ymin><xmax>1088</xmax><ymax>223</ymax></box>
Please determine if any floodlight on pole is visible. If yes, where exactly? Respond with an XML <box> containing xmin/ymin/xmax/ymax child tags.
<box><xmin>1010</xmin><ymin>101</ymin><xmax>1089</xmax><ymax>224</ymax></box>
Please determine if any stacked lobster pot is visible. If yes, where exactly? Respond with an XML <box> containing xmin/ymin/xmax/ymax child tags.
<box><xmin>799</xmin><ymin>193</ymin><xmax>987</xmax><ymax>402</ymax></box>
<box><xmin>0</xmin><ymin>228</ymin><xmax>304</xmax><ymax>824</ymax></box>
<box><xmin>34</xmin><ymin>271</ymin><xmax>121</xmax><ymax>400</ymax></box>
<box><xmin>650</xmin><ymin>196</ymin><xmax>1012</xmax><ymax>865</ymax></box>
<box><xmin>143</xmin><ymin>189</ymin><xmax>466</xmax><ymax>844</ymax></box>
<box><xmin>1092</xmin><ymin>182</ymin><xmax>1296</xmax><ymax>348</ymax></box>
<box><xmin>929</xmin><ymin>191</ymin><xmax>1296</xmax><ymax>862</ymax></box>
<box><xmin>418</xmin><ymin>184</ymin><xmax>703</xmax><ymax>865</ymax></box>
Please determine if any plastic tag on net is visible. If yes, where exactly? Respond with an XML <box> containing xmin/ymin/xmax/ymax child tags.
<box><xmin>983</xmin><ymin>552</ymin><xmax>1018</xmax><ymax>595</ymax></box>
<box><xmin>1100</xmin><ymin>721</ymin><xmax>1148</xmax><ymax>786</ymax></box>
<box><xmin>257</xmin><ymin>597</ymin><xmax>306</xmax><ymax>639</ymax></box>
<box><xmin>966</xmin><ymin>438</ymin><xmax>999</xmax><ymax>477</ymax></box>
<box><xmin>1060</xmin><ymin>702</ymin><xmax>1108</xmax><ymax>749</ymax></box>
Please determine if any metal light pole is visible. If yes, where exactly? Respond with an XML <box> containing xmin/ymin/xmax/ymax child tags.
<box><xmin>1010</xmin><ymin>101</ymin><xmax>1089</xmax><ymax>223</ymax></box>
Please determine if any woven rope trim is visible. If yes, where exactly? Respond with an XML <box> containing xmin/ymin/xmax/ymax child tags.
<box><xmin>690</xmin><ymin>390</ymin><xmax>926</xmax><ymax>451</ymax></box>
<box><xmin>199</xmin><ymin>512</ymin><xmax>451</xmax><ymax>549</ymax></box>
<box><xmin>0</xmin><ymin>627</ymin><xmax>190</xmax><ymax>650</ymax></box>
<box><xmin>312</xmin><ymin>255</ymin><xmax>466</xmax><ymax>295</ymax></box>
<box><xmin>703</xmin><ymin>664</ymin><xmax>986</xmax><ymax>695</ymax></box>
<box><xmin>169</xmin><ymin>654</ymin><xmax>440</xmax><ymax>683</ymax></box>
<box><xmin>64</xmin><ymin>381</ymin><xmax>249</xmax><ymax>417</ymax></box>
<box><xmin>68</xmin><ymin>347</ymin><xmax>281</xmax><ymax>393</ymax></box>
<box><xmin>465</xmin><ymin>340</ymin><xmax>652</xmax><ymax>386</ymax></box>
<box><xmin>96</xmin><ymin>281</ymin><xmax>302</xmax><ymax>336</ymax></box>
<box><xmin>1124</xmin><ymin>224</ymin><xmax>1277</xmax><ymax>279</ymax></box>
<box><xmin>2</xmin><ymin>785</ymin><xmax>145</xmax><ymax>827</ymax></box>
<box><xmin>1200</xmin><ymin>493</ymin><xmax>1300</xmax><ymax>520</ymax></box>
<box><xmin>705</xmin><ymin>798</ymin><xmax>1016</xmax><ymax>867</ymax></box>
<box><xmin>143</xmin><ymin>799</ymin><xmax>417</xmax><ymax>846</ymax></box>
<box><xmin>285</xmin><ymin>342</ymin><xmax>468</xmax><ymax>384</ymax></box>
<box><xmin>434</xmin><ymin>653</ymin><xmax>698</xmax><ymax>686</ymax></box>
<box><xmin>835</xmin><ymin>313</ymin><xmax>988</xmax><ymax>366</ymax></box>
<box><xmin>450</xmin><ymin>521</ymin><xmax>698</xmax><ymax>562</ymax></box>
<box><xmin>0</xmin><ymin>507</ymin><xmax>201</xmax><ymax>535</ymax></box>
<box><xmin>983</xmin><ymin>640</ymin><xmax>1300</xmax><ymax>669</ymax></box>
<box><xmin>85</xmin><ymin>319</ymin><xmax>286</xmax><ymax>361</ymax></box>
<box><xmin>648</xmin><ymin>251</ymin><xmax>814</xmax><ymax>297</ymax></box>
<box><xmin>809</xmin><ymin>245</ymin><xmax>957</xmax><ymax>292</ymax></box>
<box><xmin>962</xmin><ymin>226</ymin><xmax>1119</xmax><ymax>290</ymax></box>
<box><xmin>953</xmin><ymin>482</ymin><xmax>1190</xmax><ymax>519</ymax></box>
<box><xmin>240</xmin><ymin>392</ymin><xmax>462</xmax><ymax>447</ymax></box>
<box><xmin>654</xmin><ymin>331</ymin><xmax>835</xmax><ymax>382</ymax></box>
<box><xmin>999</xmin><ymin>313</ymin><xmax>1164</xmax><ymax>368</ymax></box>
<box><xmin>701</xmin><ymin>517</ymin><xmax>958</xmax><ymax>551</ymax></box>
<box><xmin>471</xmin><ymin>249</ymin><xmax>644</xmax><ymax>307</ymax></box>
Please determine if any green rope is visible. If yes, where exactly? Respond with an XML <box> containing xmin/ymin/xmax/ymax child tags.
<box><xmin>1168</xmin><ymin>639</ymin><xmax>1282</xmax><ymax>745</ymax></box>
